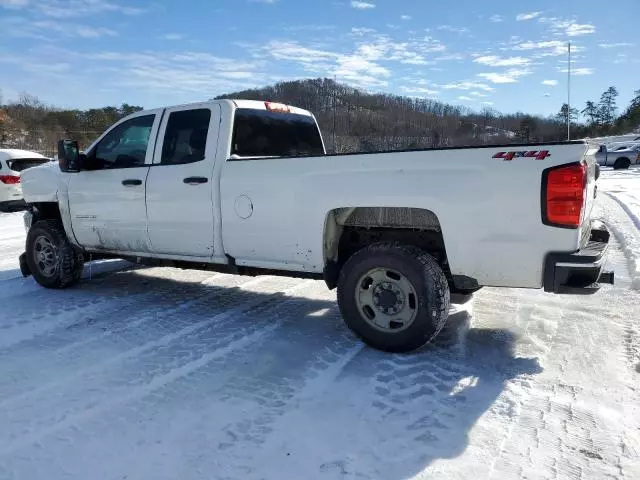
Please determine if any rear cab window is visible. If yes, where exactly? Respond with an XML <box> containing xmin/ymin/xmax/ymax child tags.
<box><xmin>231</xmin><ymin>109</ymin><xmax>324</xmax><ymax>158</ymax></box>
<box><xmin>161</xmin><ymin>109</ymin><xmax>212</xmax><ymax>165</ymax></box>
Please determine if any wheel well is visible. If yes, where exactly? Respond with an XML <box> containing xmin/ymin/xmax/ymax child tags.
<box><xmin>615</xmin><ymin>157</ymin><xmax>630</xmax><ymax>165</ymax></box>
<box><xmin>30</xmin><ymin>202</ymin><xmax>62</xmax><ymax>223</ymax></box>
<box><xmin>323</xmin><ymin>207</ymin><xmax>451</xmax><ymax>288</ymax></box>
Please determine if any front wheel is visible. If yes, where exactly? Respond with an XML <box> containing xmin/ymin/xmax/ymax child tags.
<box><xmin>337</xmin><ymin>242</ymin><xmax>450</xmax><ymax>353</ymax></box>
<box><xmin>613</xmin><ymin>158</ymin><xmax>631</xmax><ymax>170</ymax></box>
<box><xmin>26</xmin><ymin>220</ymin><xmax>84</xmax><ymax>289</ymax></box>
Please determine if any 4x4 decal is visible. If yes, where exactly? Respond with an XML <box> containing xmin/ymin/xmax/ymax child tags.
<box><xmin>493</xmin><ymin>150</ymin><xmax>551</xmax><ymax>161</ymax></box>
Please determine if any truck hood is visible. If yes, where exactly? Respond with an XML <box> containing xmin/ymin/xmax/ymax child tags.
<box><xmin>20</xmin><ymin>161</ymin><xmax>62</xmax><ymax>203</ymax></box>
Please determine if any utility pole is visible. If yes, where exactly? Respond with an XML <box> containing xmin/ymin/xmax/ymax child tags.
<box><xmin>567</xmin><ymin>41</ymin><xmax>571</xmax><ymax>141</ymax></box>
<box><xmin>332</xmin><ymin>75</ymin><xmax>337</xmax><ymax>152</ymax></box>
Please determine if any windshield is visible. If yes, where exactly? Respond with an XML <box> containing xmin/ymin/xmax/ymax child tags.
<box><xmin>231</xmin><ymin>108</ymin><xmax>324</xmax><ymax>158</ymax></box>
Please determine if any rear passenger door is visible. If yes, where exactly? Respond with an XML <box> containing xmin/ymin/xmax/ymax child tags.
<box><xmin>146</xmin><ymin>104</ymin><xmax>221</xmax><ymax>257</ymax></box>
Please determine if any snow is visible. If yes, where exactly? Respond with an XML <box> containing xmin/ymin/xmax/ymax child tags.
<box><xmin>0</xmin><ymin>171</ymin><xmax>639</xmax><ymax>479</ymax></box>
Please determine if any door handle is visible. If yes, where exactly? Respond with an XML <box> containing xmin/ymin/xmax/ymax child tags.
<box><xmin>122</xmin><ymin>179</ymin><xmax>142</xmax><ymax>186</ymax></box>
<box><xmin>183</xmin><ymin>176</ymin><xmax>208</xmax><ymax>185</ymax></box>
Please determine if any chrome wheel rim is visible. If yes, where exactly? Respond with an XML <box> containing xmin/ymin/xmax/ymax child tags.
<box><xmin>355</xmin><ymin>267</ymin><xmax>418</xmax><ymax>332</ymax></box>
<box><xmin>33</xmin><ymin>235</ymin><xmax>59</xmax><ymax>278</ymax></box>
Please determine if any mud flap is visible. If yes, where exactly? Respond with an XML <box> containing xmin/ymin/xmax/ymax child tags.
<box><xmin>19</xmin><ymin>252</ymin><xmax>31</xmax><ymax>277</ymax></box>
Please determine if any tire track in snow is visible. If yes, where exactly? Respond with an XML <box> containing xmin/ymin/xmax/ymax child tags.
<box><xmin>1</xmin><ymin>279</ymin><xmax>326</xmax><ymax>454</ymax></box>
<box><xmin>0</xmin><ymin>292</ymin><xmax>148</xmax><ymax>350</ymax></box>
<box><xmin>0</xmin><ymin>274</ymin><xmax>291</xmax><ymax>407</ymax></box>
<box><xmin>197</xmin><ymin>308</ymin><xmax>363</xmax><ymax>479</ymax></box>
<box><xmin>487</xmin><ymin>249</ymin><xmax>638</xmax><ymax>480</ymax></box>
<box><xmin>596</xmin><ymin>194</ymin><xmax>640</xmax><ymax>290</ymax></box>
<box><xmin>605</xmin><ymin>191</ymin><xmax>640</xmax><ymax>232</ymax></box>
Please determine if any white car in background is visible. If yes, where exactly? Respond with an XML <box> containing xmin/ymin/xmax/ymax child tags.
<box><xmin>0</xmin><ymin>149</ymin><xmax>51</xmax><ymax>212</ymax></box>
<box><xmin>594</xmin><ymin>143</ymin><xmax>640</xmax><ymax>169</ymax></box>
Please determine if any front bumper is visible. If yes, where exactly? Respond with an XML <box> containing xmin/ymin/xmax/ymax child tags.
<box><xmin>543</xmin><ymin>220</ymin><xmax>615</xmax><ymax>294</ymax></box>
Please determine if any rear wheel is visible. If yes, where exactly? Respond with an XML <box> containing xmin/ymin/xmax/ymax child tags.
<box><xmin>26</xmin><ymin>220</ymin><xmax>84</xmax><ymax>289</ymax></box>
<box><xmin>337</xmin><ymin>242</ymin><xmax>450</xmax><ymax>353</ymax></box>
<box><xmin>613</xmin><ymin>157</ymin><xmax>631</xmax><ymax>170</ymax></box>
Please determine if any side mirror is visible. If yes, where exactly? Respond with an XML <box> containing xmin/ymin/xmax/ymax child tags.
<box><xmin>57</xmin><ymin>140</ymin><xmax>82</xmax><ymax>172</ymax></box>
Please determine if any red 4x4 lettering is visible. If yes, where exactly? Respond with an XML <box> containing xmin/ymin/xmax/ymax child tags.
<box><xmin>493</xmin><ymin>150</ymin><xmax>551</xmax><ymax>161</ymax></box>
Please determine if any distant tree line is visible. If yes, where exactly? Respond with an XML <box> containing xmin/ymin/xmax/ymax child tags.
<box><xmin>1</xmin><ymin>79</ymin><xmax>639</xmax><ymax>156</ymax></box>
<box><xmin>555</xmin><ymin>87</ymin><xmax>640</xmax><ymax>140</ymax></box>
<box><xmin>0</xmin><ymin>91</ymin><xmax>143</xmax><ymax>157</ymax></box>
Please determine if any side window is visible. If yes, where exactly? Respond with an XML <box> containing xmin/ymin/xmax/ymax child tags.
<box><xmin>161</xmin><ymin>109</ymin><xmax>211</xmax><ymax>165</ymax></box>
<box><xmin>93</xmin><ymin>114</ymin><xmax>155</xmax><ymax>169</ymax></box>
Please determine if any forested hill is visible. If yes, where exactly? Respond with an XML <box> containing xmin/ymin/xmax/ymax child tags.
<box><xmin>216</xmin><ymin>78</ymin><xmax>640</xmax><ymax>153</ymax></box>
<box><xmin>1</xmin><ymin>78</ymin><xmax>638</xmax><ymax>156</ymax></box>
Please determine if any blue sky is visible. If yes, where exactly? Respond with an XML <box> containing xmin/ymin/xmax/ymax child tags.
<box><xmin>0</xmin><ymin>0</ymin><xmax>637</xmax><ymax>117</ymax></box>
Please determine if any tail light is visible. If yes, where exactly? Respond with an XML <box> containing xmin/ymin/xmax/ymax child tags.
<box><xmin>0</xmin><ymin>175</ymin><xmax>20</xmax><ymax>185</ymax></box>
<box><xmin>542</xmin><ymin>163</ymin><xmax>586</xmax><ymax>228</ymax></box>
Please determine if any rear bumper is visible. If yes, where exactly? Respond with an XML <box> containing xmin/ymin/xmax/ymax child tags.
<box><xmin>543</xmin><ymin>220</ymin><xmax>614</xmax><ymax>294</ymax></box>
<box><xmin>0</xmin><ymin>199</ymin><xmax>27</xmax><ymax>213</ymax></box>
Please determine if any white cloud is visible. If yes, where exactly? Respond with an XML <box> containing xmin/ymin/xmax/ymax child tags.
<box><xmin>559</xmin><ymin>67</ymin><xmax>593</xmax><ymax>75</ymax></box>
<box><xmin>400</xmin><ymin>86</ymin><xmax>439</xmax><ymax>96</ymax></box>
<box><xmin>481</xmin><ymin>101</ymin><xmax>494</xmax><ymax>105</ymax></box>
<box><xmin>264</xmin><ymin>41</ymin><xmax>338</xmax><ymax>67</ymax></box>
<box><xmin>542</xmin><ymin>79</ymin><xmax>558</xmax><ymax>86</ymax></box>
<box><xmin>76</xmin><ymin>26</ymin><xmax>117</xmax><ymax>38</ymax></box>
<box><xmin>566</xmin><ymin>23</ymin><xmax>595</xmax><ymax>36</ymax></box>
<box><xmin>599</xmin><ymin>42</ymin><xmax>634</xmax><ymax>48</ymax></box>
<box><xmin>84</xmin><ymin>50</ymin><xmax>267</xmax><ymax>94</ymax></box>
<box><xmin>513</xmin><ymin>40</ymin><xmax>569</xmax><ymax>57</ymax></box>
<box><xmin>261</xmin><ymin>39</ymin><xmax>393</xmax><ymax>88</ymax></box>
<box><xmin>162</xmin><ymin>33</ymin><xmax>184</xmax><ymax>41</ymax></box>
<box><xmin>477</xmin><ymin>68</ymin><xmax>532</xmax><ymax>83</ymax></box>
<box><xmin>474</xmin><ymin>55</ymin><xmax>531</xmax><ymax>67</ymax></box>
<box><xmin>458</xmin><ymin>96</ymin><xmax>474</xmax><ymax>101</ymax></box>
<box><xmin>516</xmin><ymin>11</ymin><xmax>542</xmax><ymax>21</ymax></box>
<box><xmin>351</xmin><ymin>1</ymin><xmax>375</xmax><ymax>9</ymax></box>
<box><xmin>351</xmin><ymin>27</ymin><xmax>376</xmax><ymax>36</ymax></box>
<box><xmin>435</xmin><ymin>53</ymin><xmax>464</xmax><ymax>61</ymax></box>
<box><xmin>437</xmin><ymin>25</ymin><xmax>469</xmax><ymax>34</ymax></box>
<box><xmin>543</xmin><ymin>93</ymin><xmax>551</xmax><ymax>97</ymax></box>
<box><xmin>539</xmin><ymin>17</ymin><xmax>596</xmax><ymax>37</ymax></box>
<box><xmin>489</xmin><ymin>14</ymin><xmax>503</xmax><ymax>23</ymax></box>
<box><xmin>0</xmin><ymin>0</ymin><xmax>29</xmax><ymax>6</ymax></box>
<box><xmin>470</xmin><ymin>91</ymin><xmax>488</xmax><ymax>97</ymax></box>
<box><xmin>1</xmin><ymin>16</ymin><xmax>119</xmax><ymax>39</ymax></box>
<box><xmin>0</xmin><ymin>0</ymin><xmax>146</xmax><ymax>17</ymax></box>
<box><xmin>437</xmin><ymin>81</ymin><xmax>495</xmax><ymax>92</ymax></box>
<box><xmin>400</xmin><ymin>14</ymin><xmax>411</xmax><ymax>20</ymax></box>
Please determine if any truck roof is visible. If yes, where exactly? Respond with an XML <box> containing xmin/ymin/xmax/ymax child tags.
<box><xmin>0</xmin><ymin>149</ymin><xmax>48</xmax><ymax>161</ymax></box>
<box><xmin>140</xmin><ymin>99</ymin><xmax>314</xmax><ymax>118</ymax></box>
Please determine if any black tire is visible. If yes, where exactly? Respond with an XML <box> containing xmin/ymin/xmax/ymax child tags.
<box><xmin>337</xmin><ymin>242</ymin><xmax>450</xmax><ymax>353</ymax></box>
<box><xmin>613</xmin><ymin>158</ymin><xmax>631</xmax><ymax>170</ymax></box>
<box><xmin>26</xmin><ymin>219</ymin><xmax>84</xmax><ymax>289</ymax></box>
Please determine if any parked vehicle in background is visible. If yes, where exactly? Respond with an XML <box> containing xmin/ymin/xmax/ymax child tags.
<box><xmin>0</xmin><ymin>149</ymin><xmax>51</xmax><ymax>213</ymax></box>
<box><xmin>605</xmin><ymin>141</ymin><xmax>640</xmax><ymax>152</ymax></box>
<box><xmin>17</xmin><ymin>99</ymin><xmax>614</xmax><ymax>352</ymax></box>
<box><xmin>594</xmin><ymin>143</ymin><xmax>640</xmax><ymax>169</ymax></box>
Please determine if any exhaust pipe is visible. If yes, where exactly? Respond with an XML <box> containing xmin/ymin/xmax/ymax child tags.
<box><xmin>598</xmin><ymin>271</ymin><xmax>614</xmax><ymax>285</ymax></box>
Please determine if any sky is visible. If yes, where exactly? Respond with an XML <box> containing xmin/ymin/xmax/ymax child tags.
<box><xmin>0</xmin><ymin>0</ymin><xmax>638</xmax><ymax>117</ymax></box>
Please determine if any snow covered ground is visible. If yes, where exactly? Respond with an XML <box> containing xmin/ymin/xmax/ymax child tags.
<box><xmin>0</xmin><ymin>169</ymin><xmax>639</xmax><ymax>480</ymax></box>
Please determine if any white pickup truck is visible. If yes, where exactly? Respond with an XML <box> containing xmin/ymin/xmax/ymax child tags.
<box><xmin>18</xmin><ymin>99</ymin><xmax>614</xmax><ymax>352</ymax></box>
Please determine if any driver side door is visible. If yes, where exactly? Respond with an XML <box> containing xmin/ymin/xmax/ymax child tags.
<box><xmin>67</xmin><ymin>110</ymin><xmax>162</xmax><ymax>253</ymax></box>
